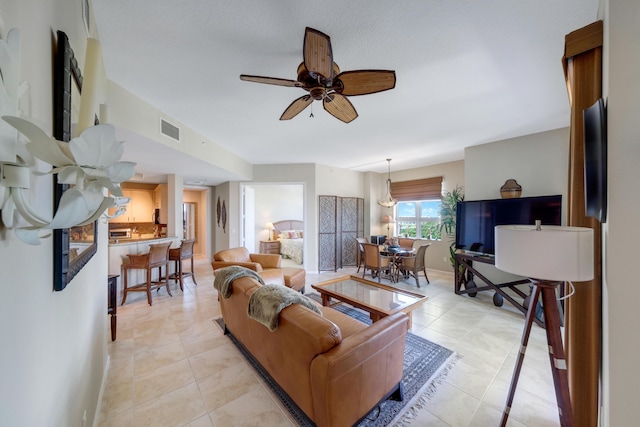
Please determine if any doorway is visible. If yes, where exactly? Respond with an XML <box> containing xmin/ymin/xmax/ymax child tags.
<box><xmin>241</xmin><ymin>183</ymin><xmax>304</xmax><ymax>260</ymax></box>
<box><xmin>183</xmin><ymin>202</ymin><xmax>196</xmax><ymax>240</ymax></box>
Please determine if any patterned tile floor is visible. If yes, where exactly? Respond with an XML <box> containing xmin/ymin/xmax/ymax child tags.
<box><xmin>98</xmin><ymin>258</ymin><xmax>560</xmax><ymax>426</ymax></box>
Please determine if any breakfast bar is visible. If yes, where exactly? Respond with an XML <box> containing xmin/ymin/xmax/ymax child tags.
<box><xmin>108</xmin><ymin>236</ymin><xmax>180</xmax><ymax>302</ymax></box>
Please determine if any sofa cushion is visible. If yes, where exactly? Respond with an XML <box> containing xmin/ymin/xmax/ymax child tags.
<box><xmin>281</xmin><ymin>267</ymin><xmax>306</xmax><ymax>292</ymax></box>
<box><xmin>214</xmin><ymin>247</ymin><xmax>251</xmax><ymax>262</ymax></box>
<box><xmin>213</xmin><ymin>266</ymin><xmax>265</xmax><ymax>298</ymax></box>
<box><xmin>248</xmin><ymin>284</ymin><xmax>322</xmax><ymax>331</ymax></box>
<box><xmin>320</xmin><ymin>306</ymin><xmax>368</xmax><ymax>338</ymax></box>
<box><xmin>257</xmin><ymin>269</ymin><xmax>285</xmax><ymax>285</ymax></box>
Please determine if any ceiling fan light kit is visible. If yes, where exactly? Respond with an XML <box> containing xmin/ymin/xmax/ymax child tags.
<box><xmin>240</xmin><ymin>27</ymin><xmax>396</xmax><ymax>123</ymax></box>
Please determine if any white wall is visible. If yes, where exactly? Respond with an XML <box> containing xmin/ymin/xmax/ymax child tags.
<box><xmin>602</xmin><ymin>0</ymin><xmax>640</xmax><ymax>424</ymax></box>
<box><xmin>107</xmin><ymin>81</ymin><xmax>253</xmax><ymax>182</ymax></box>
<box><xmin>464</xmin><ymin>127</ymin><xmax>569</xmax><ymax>203</ymax></box>
<box><xmin>463</xmin><ymin>128</ymin><xmax>569</xmax><ymax>286</ymax></box>
<box><xmin>0</xmin><ymin>1</ymin><xmax>108</xmax><ymax>426</ymax></box>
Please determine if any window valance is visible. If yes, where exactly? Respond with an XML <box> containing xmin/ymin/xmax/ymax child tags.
<box><xmin>390</xmin><ymin>177</ymin><xmax>443</xmax><ymax>201</ymax></box>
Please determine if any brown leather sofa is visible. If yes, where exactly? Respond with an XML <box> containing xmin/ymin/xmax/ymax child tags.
<box><xmin>218</xmin><ymin>274</ymin><xmax>409</xmax><ymax>427</ymax></box>
<box><xmin>212</xmin><ymin>247</ymin><xmax>306</xmax><ymax>292</ymax></box>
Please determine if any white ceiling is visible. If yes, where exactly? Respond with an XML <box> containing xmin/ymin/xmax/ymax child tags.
<box><xmin>92</xmin><ymin>0</ymin><xmax>599</xmax><ymax>184</ymax></box>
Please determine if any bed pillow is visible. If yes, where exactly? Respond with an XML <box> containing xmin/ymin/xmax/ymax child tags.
<box><xmin>287</xmin><ymin>231</ymin><xmax>297</xmax><ymax>239</ymax></box>
<box><xmin>279</xmin><ymin>230</ymin><xmax>295</xmax><ymax>239</ymax></box>
<box><xmin>296</xmin><ymin>230</ymin><xmax>303</xmax><ymax>238</ymax></box>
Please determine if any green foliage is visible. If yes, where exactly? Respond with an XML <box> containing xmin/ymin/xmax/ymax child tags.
<box><xmin>439</xmin><ymin>185</ymin><xmax>464</xmax><ymax>267</ymax></box>
<box><xmin>398</xmin><ymin>221</ymin><xmax>442</xmax><ymax>240</ymax></box>
<box><xmin>422</xmin><ymin>221</ymin><xmax>441</xmax><ymax>240</ymax></box>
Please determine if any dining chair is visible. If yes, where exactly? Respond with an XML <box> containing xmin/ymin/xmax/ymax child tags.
<box><xmin>169</xmin><ymin>239</ymin><xmax>197</xmax><ymax>291</ymax></box>
<box><xmin>121</xmin><ymin>242</ymin><xmax>172</xmax><ymax>306</ymax></box>
<box><xmin>396</xmin><ymin>244</ymin><xmax>431</xmax><ymax>287</ymax></box>
<box><xmin>362</xmin><ymin>243</ymin><xmax>395</xmax><ymax>283</ymax></box>
<box><xmin>397</xmin><ymin>237</ymin><xmax>415</xmax><ymax>249</ymax></box>
<box><xmin>355</xmin><ymin>237</ymin><xmax>368</xmax><ymax>273</ymax></box>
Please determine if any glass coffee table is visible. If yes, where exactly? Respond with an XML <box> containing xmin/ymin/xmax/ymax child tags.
<box><xmin>311</xmin><ymin>275</ymin><xmax>428</xmax><ymax>328</ymax></box>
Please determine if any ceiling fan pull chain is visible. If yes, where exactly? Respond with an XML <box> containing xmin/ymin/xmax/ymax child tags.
<box><xmin>310</xmin><ymin>103</ymin><xmax>314</xmax><ymax>118</ymax></box>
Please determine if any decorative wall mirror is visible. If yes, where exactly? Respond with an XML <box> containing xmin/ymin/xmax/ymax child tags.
<box><xmin>52</xmin><ymin>31</ymin><xmax>98</xmax><ymax>291</ymax></box>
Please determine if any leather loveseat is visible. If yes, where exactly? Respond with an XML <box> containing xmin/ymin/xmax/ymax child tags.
<box><xmin>217</xmin><ymin>273</ymin><xmax>409</xmax><ymax>427</ymax></box>
<box><xmin>212</xmin><ymin>247</ymin><xmax>306</xmax><ymax>292</ymax></box>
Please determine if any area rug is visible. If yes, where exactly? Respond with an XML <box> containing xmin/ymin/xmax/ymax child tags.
<box><xmin>214</xmin><ymin>294</ymin><xmax>457</xmax><ymax>426</ymax></box>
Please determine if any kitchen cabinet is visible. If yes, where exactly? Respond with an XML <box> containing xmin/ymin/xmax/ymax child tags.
<box><xmin>110</xmin><ymin>189</ymin><xmax>155</xmax><ymax>223</ymax></box>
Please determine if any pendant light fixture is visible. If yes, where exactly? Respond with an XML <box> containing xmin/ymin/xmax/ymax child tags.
<box><xmin>377</xmin><ymin>158</ymin><xmax>397</xmax><ymax>208</ymax></box>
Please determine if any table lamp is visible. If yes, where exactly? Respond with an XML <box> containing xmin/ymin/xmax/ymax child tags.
<box><xmin>495</xmin><ymin>221</ymin><xmax>593</xmax><ymax>427</ymax></box>
<box><xmin>382</xmin><ymin>215</ymin><xmax>395</xmax><ymax>236</ymax></box>
<box><xmin>266</xmin><ymin>222</ymin><xmax>274</xmax><ymax>241</ymax></box>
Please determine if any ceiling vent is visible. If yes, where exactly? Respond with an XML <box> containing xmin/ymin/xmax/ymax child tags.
<box><xmin>160</xmin><ymin>118</ymin><xmax>180</xmax><ymax>141</ymax></box>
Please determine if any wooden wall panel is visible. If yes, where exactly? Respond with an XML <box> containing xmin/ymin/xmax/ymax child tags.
<box><xmin>562</xmin><ymin>20</ymin><xmax>603</xmax><ymax>427</ymax></box>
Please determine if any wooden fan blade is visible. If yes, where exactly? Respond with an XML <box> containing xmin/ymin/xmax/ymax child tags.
<box><xmin>280</xmin><ymin>95</ymin><xmax>313</xmax><ymax>120</ymax></box>
<box><xmin>240</xmin><ymin>74</ymin><xmax>302</xmax><ymax>87</ymax></box>
<box><xmin>323</xmin><ymin>94</ymin><xmax>358</xmax><ymax>123</ymax></box>
<box><xmin>303</xmin><ymin>27</ymin><xmax>333</xmax><ymax>81</ymax></box>
<box><xmin>337</xmin><ymin>70</ymin><xmax>396</xmax><ymax>96</ymax></box>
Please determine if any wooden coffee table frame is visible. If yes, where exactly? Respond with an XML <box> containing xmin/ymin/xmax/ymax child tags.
<box><xmin>311</xmin><ymin>275</ymin><xmax>428</xmax><ymax>328</ymax></box>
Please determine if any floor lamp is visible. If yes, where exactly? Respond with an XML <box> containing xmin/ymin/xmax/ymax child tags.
<box><xmin>382</xmin><ymin>215</ymin><xmax>395</xmax><ymax>237</ymax></box>
<box><xmin>494</xmin><ymin>222</ymin><xmax>593</xmax><ymax>427</ymax></box>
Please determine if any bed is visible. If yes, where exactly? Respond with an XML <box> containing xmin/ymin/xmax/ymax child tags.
<box><xmin>273</xmin><ymin>220</ymin><xmax>304</xmax><ymax>264</ymax></box>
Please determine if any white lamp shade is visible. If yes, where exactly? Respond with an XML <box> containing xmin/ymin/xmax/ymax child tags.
<box><xmin>495</xmin><ymin>225</ymin><xmax>594</xmax><ymax>282</ymax></box>
<box><xmin>383</xmin><ymin>215</ymin><xmax>395</xmax><ymax>224</ymax></box>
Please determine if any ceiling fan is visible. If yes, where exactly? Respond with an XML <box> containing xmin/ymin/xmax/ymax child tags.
<box><xmin>240</xmin><ymin>27</ymin><xmax>396</xmax><ymax>123</ymax></box>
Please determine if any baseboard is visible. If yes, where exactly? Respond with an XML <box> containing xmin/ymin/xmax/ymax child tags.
<box><xmin>92</xmin><ymin>354</ymin><xmax>111</xmax><ymax>427</ymax></box>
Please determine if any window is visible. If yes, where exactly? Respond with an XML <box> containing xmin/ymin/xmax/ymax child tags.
<box><xmin>395</xmin><ymin>199</ymin><xmax>442</xmax><ymax>240</ymax></box>
<box><xmin>389</xmin><ymin>176</ymin><xmax>444</xmax><ymax>240</ymax></box>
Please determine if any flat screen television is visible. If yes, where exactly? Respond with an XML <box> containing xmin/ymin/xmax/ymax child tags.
<box><xmin>583</xmin><ymin>98</ymin><xmax>607</xmax><ymax>222</ymax></box>
<box><xmin>455</xmin><ymin>195</ymin><xmax>562</xmax><ymax>255</ymax></box>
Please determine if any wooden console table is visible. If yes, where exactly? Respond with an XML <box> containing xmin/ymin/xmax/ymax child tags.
<box><xmin>454</xmin><ymin>252</ymin><xmax>544</xmax><ymax>327</ymax></box>
<box><xmin>108</xmin><ymin>274</ymin><xmax>118</xmax><ymax>341</ymax></box>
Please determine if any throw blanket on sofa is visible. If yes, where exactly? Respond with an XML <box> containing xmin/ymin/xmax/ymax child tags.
<box><xmin>214</xmin><ymin>266</ymin><xmax>265</xmax><ymax>299</ymax></box>
<box><xmin>248</xmin><ymin>284</ymin><xmax>322</xmax><ymax>331</ymax></box>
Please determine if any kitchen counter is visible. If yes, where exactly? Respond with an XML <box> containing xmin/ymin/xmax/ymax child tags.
<box><xmin>108</xmin><ymin>236</ymin><xmax>175</xmax><ymax>246</ymax></box>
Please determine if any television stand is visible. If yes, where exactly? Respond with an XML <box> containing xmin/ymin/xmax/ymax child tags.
<box><xmin>454</xmin><ymin>252</ymin><xmax>545</xmax><ymax>327</ymax></box>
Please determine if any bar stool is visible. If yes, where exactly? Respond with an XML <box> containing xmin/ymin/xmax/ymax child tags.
<box><xmin>169</xmin><ymin>239</ymin><xmax>197</xmax><ymax>291</ymax></box>
<box><xmin>121</xmin><ymin>242</ymin><xmax>172</xmax><ymax>306</ymax></box>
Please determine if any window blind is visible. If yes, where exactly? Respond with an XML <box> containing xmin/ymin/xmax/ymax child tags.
<box><xmin>390</xmin><ymin>177</ymin><xmax>443</xmax><ymax>201</ymax></box>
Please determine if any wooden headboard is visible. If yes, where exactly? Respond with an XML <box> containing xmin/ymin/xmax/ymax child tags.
<box><xmin>273</xmin><ymin>220</ymin><xmax>303</xmax><ymax>237</ymax></box>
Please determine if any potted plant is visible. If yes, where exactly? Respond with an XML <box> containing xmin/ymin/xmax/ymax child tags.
<box><xmin>440</xmin><ymin>185</ymin><xmax>464</xmax><ymax>268</ymax></box>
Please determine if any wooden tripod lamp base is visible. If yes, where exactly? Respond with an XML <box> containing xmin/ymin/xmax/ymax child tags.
<box><xmin>494</xmin><ymin>223</ymin><xmax>594</xmax><ymax>427</ymax></box>
<box><xmin>500</xmin><ymin>280</ymin><xmax>573</xmax><ymax>427</ymax></box>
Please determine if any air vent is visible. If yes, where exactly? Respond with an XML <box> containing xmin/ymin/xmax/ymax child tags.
<box><xmin>160</xmin><ymin>118</ymin><xmax>180</xmax><ymax>141</ymax></box>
